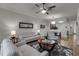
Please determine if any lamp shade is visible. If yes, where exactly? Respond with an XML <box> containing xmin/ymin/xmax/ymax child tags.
<box><xmin>11</xmin><ymin>30</ymin><xmax>16</xmax><ymax>35</ymax></box>
<box><xmin>51</xmin><ymin>21</ymin><xmax>56</xmax><ymax>24</ymax></box>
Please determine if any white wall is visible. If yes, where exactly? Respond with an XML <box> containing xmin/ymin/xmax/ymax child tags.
<box><xmin>47</xmin><ymin>17</ymin><xmax>75</xmax><ymax>37</ymax></box>
<box><xmin>57</xmin><ymin>19</ymin><xmax>75</xmax><ymax>37</ymax></box>
<box><xmin>0</xmin><ymin>8</ymin><xmax>76</xmax><ymax>44</ymax></box>
<box><xmin>0</xmin><ymin>8</ymin><xmax>49</xmax><ymax>43</ymax></box>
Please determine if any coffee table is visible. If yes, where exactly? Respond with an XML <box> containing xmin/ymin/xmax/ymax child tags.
<box><xmin>38</xmin><ymin>39</ymin><xmax>56</xmax><ymax>55</ymax></box>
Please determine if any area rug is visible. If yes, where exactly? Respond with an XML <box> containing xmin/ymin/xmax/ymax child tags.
<box><xmin>51</xmin><ymin>45</ymin><xmax>73</xmax><ymax>56</ymax></box>
<box><xmin>27</xmin><ymin>42</ymin><xmax>73</xmax><ymax>56</ymax></box>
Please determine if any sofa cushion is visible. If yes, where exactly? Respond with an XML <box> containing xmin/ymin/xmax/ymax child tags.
<box><xmin>1</xmin><ymin>39</ymin><xmax>20</xmax><ymax>56</ymax></box>
<box><xmin>16</xmin><ymin>35</ymin><xmax>40</xmax><ymax>47</ymax></box>
<box><xmin>0</xmin><ymin>39</ymin><xmax>48</xmax><ymax>56</ymax></box>
<box><xmin>21</xmin><ymin>35</ymin><xmax>39</xmax><ymax>42</ymax></box>
<box><xmin>18</xmin><ymin>44</ymin><xmax>41</xmax><ymax>56</ymax></box>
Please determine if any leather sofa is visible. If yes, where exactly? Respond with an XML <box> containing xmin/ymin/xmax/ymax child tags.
<box><xmin>0</xmin><ymin>39</ymin><xmax>48</xmax><ymax>56</ymax></box>
<box><xmin>15</xmin><ymin>35</ymin><xmax>40</xmax><ymax>47</ymax></box>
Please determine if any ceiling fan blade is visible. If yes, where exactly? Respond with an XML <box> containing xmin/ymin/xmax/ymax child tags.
<box><xmin>36</xmin><ymin>10</ymin><xmax>41</xmax><ymax>14</ymax></box>
<box><xmin>47</xmin><ymin>5</ymin><xmax>56</xmax><ymax>11</ymax></box>
<box><xmin>35</xmin><ymin>4</ymin><xmax>40</xmax><ymax>7</ymax></box>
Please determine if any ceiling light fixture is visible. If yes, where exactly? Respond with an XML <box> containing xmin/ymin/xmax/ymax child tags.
<box><xmin>51</xmin><ymin>21</ymin><xmax>56</xmax><ymax>24</ymax></box>
<box><xmin>58</xmin><ymin>21</ymin><xmax>64</xmax><ymax>23</ymax></box>
<box><xmin>41</xmin><ymin>10</ymin><xmax>46</xmax><ymax>14</ymax></box>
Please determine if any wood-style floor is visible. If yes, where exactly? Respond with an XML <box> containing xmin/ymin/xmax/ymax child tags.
<box><xmin>60</xmin><ymin>35</ymin><xmax>79</xmax><ymax>56</ymax></box>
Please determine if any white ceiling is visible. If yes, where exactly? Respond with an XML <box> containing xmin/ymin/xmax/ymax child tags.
<box><xmin>0</xmin><ymin>3</ymin><xmax>78</xmax><ymax>20</ymax></box>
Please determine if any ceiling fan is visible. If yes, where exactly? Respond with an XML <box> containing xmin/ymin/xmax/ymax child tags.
<box><xmin>35</xmin><ymin>3</ymin><xmax>56</xmax><ymax>15</ymax></box>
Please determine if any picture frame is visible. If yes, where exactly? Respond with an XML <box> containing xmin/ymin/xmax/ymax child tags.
<box><xmin>19</xmin><ymin>22</ymin><xmax>33</xmax><ymax>29</ymax></box>
<box><xmin>40</xmin><ymin>24</ymin><xmax>45</xmax><ymax>29</ymax></box>
<box><xmin>50</xmin><ymin>24</ymin><xmax>58</xmax><ymax>30</ymax></box>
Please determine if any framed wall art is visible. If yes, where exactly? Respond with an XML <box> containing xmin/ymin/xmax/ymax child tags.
<box><xmin>19</xmin><ymin>22</ymin><xmax>33</xmax><ymax>29</ymax></box>
<box><xmin>50</xmin><ymin>24</ymin><xmax>58</xmax><ymax>30</ymax></box>
<box><xmin>40</xmin><ymin>24</ymin><xmax>45</xmax><ymax>29</ymax></box>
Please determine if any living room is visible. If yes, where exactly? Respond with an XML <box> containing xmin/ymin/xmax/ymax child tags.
<box><xmin>0</xmin><ymin>3</ymin><xmax>79</xmax><ymax>56</ymax></box>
